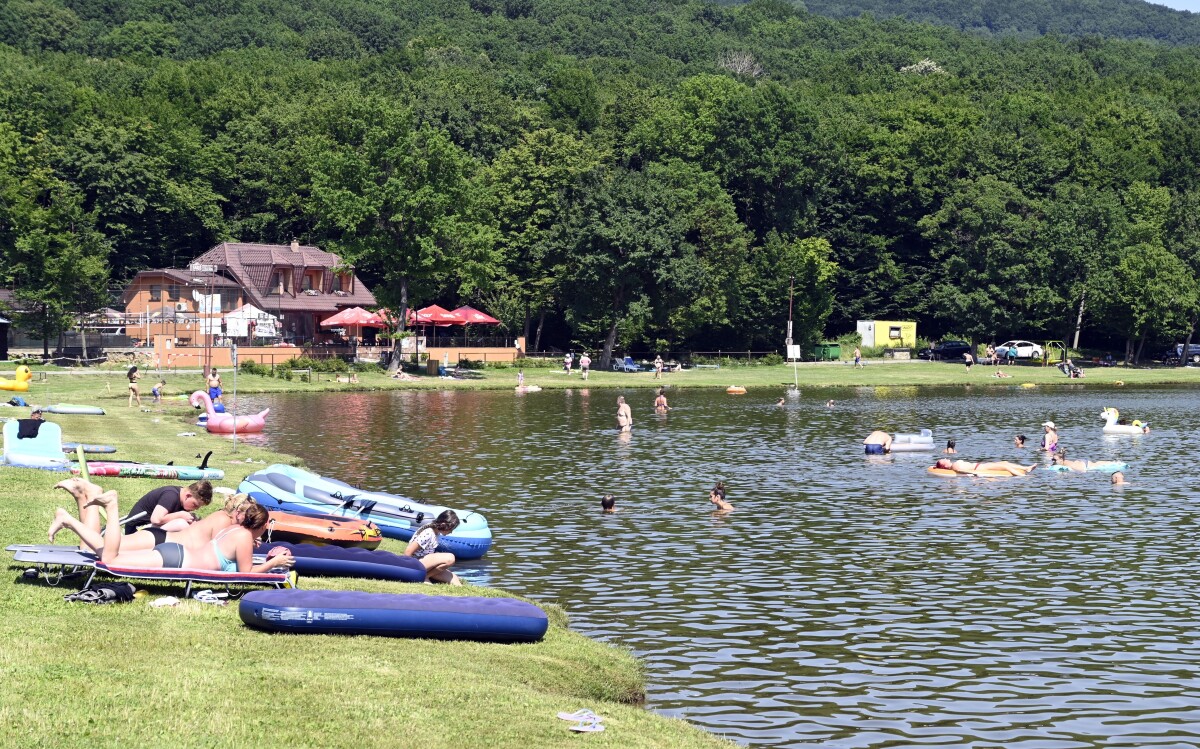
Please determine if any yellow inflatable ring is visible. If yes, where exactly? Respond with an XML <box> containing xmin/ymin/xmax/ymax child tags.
<box><xmin>726</xmin><ymin>385</ymin><xmax>747</xmax><ymax>395</ymax></box>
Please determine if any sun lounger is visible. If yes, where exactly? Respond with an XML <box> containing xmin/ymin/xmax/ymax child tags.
<box><xmin>11</xmin><ymin>548</ymin><xmax>294</xmax><ymax>596</ymax></box>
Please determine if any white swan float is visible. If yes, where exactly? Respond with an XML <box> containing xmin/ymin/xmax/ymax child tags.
<box><xmin>1101</xmin><ymin>407</ymin><xmax>1149</xmax><ymax>435</ymax></box>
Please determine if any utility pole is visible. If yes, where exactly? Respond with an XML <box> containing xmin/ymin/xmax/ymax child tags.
<box><xmin>787</xmin><ymin>276</ymin><xmax>798</xmax><ymax>390</ymax></box>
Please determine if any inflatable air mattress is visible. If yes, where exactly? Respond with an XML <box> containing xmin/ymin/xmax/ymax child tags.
<box><xmin>240</xmin><ymin>465</ymin><xmax>491</xmax><ymax>559</ymax></box>
<box><xmin>239</xmin><ymin>590</ymin><xmax>548</xmax><ymax>643</ymax></box>
<box><xmin>62</xmin><ymin>443</ymin><xmax>117</xmax><ymax>454</ymax></box>
<box><xmin>73</xmin><ymin>461</ymin><xmax>225</xmax><ymax>480</ymax></box>
<box><xmin>41</xmin><ymin>404</ymin><xmax>105</xmax><ymax>415</ymax></box>
<box><xmin>266</xmin><ymin>511</ymin><xmax>382</xmax><ymax>549</ymax></box>
<box><xmin>890</xmin><ymin>429</ymin><xmax>935</xmax><ymax>452</ymax></box>
<box><xmin>928</xmin><ymin>467</ymin><xmax>1020</xmax><ymax>478</ymax></box>
<box><xmin>1048</xmin><ymin>461</ymin><xmax>1128</xmax><ymax>473</ymax></box>
<box><xmin>257</xmin><ymin>542</ymin><xmax>425</xmax><ymax>582</ymax></box>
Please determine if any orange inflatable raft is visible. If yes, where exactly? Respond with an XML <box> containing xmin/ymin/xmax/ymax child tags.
<box><xmin>726</xmin><ymin>385</ymin><xmax>747</xmax><ymax>395</ymax></box>
<box><xmin>928</xmin><ymin>467</ymin><xmax>1021</xmax><ymax>478</ymax></box>
<box><xmin>265</xmin><ymin>511</ymin><xmax>383</xmax><ymax>549</ymax></box>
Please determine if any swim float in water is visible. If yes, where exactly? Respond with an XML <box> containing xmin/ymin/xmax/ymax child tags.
<box><xmin>890</xmin><ymin>429</ymin><xmax>935</xmax><ymax>452</ymax></box>
<box><xmin>928</xmin><ymin>466</ymin><xmax>1026</xmax><ymax>478</ymax></box>
<box><xmin>1100</xmin><ymin>407</ymin><xmax>1148</xmax><ymax>435</ymax></box>
<box><xmin>190</xmin><ymin>391</ymin><xmax>268</xmax><ymax>434</ymax></box>
<box><xmin>0</xmin><ymin>366</ymin><xmax>32</xmax><ymax>392</ymax></box>
<box><xmin>726</xmin><ymin>386</ymin><xmax>747</xmax><ymax>394</ymax></box>
<box><xmin>1048</xmin><ymin>461</ymin><xmax>1128</xmax><ymax>473</ymax></box>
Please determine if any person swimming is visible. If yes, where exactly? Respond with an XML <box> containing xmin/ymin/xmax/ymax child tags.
<box><xmin>863</xmin><ymin>431</ymin><xmax>892</xmax><ymax>454</ymax></box>
<box><xmin>1014</xmin><ymin>434</ymin><xmax>1027</xmax><ymax>448</ymax></box>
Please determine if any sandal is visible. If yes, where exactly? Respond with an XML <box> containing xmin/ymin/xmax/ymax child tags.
<box><xmin>557</xmin><ymin>709</ymin><xmax>599</xmax><ymax>722</ymax></box>
<box><xmin>568</xmin><ymin>719</ymin><xmax>605</xmax><ymax>733</ymax></box>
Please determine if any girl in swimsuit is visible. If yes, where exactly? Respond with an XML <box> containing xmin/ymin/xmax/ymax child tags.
<box><xmin>127</xmin><ymin>366</ymin><xmax>142</xmax><ymax>407</ymax></box>
<box><xmin>405</xmin><ymin>510</ymin><xmax>463</xmax><ymax>585</ymax></box>
<box><xmin>710</xmin><ymin>481</ymin><xmax>734</xmax><ymax>511</ymax></box>
<box><xmin>49</xmin><ymin>493</ymin><xmax>292</xmax><ymax>573</ymax></box>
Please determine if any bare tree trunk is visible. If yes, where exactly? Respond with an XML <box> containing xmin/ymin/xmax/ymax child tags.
<box><xmin>1134</xmin><ymin>331</ymin><xmax>1147</xmax><ymax>364</ymax></box>
<box><xmin>79</xmin><ymin>311</ymin><xmax>88</xmax><ymax>362</ymax></box>
<box><xmin>1125</xmin><ymin>338</ymin><xmax>1134</xmax><ymax>365</ymax></box>
<box><xmin>1178</xmin><ymin>316</ymin><xmax>1197</xmax><ymax>367</ymax></box>
<box><xmin>1071</xmin><ymin>289</ymin><xmax>1086</xmax><ymax>350</ymax></box>
<box><xmin>387</xmin><ymin>277</ymin><xmax>409</xmax><ymax>373</ymax></box>
<box><xmin>532</xmin><ymin>310</ymin><xmax>546</xmax><ymax>353</ymax></box>
<box><xmin>600</xmin><ymin>315</ymin><xmax>620</xmax><ymax>370</ymax></box>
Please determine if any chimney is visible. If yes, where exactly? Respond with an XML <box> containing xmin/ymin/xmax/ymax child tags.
<box><xmin>290</xmin><ymin>238</ymin><xmax>300</xmax><ymax>253</ymax></box>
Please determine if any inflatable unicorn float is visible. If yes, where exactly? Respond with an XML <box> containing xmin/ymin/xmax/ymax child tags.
<box><xmin>189</xmin><ymin>391</ymin><xmax>269</xmax><ymax>434</ymax></box>
<box><xmin>1101</xmin><ymin>407</ymin><xmax>1149</xmax><ymax>435</ymax></box>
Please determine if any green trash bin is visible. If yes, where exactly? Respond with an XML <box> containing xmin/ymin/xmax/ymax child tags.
<box><xmin>812</xmin><ymin>343</ymin><xmax>842</xmax><ymax>361</ymax></box>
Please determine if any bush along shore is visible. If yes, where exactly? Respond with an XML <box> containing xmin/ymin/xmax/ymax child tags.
<box><xmin>0</xmin><ymin>385</ymin><xmax>730</xmax><ymax>749</ymax></box>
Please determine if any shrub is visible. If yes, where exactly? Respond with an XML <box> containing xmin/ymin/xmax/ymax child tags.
<box><xmin>352</xmin><ymin>361</ymin><xmax>383</xmax><ymax>373</ymax></box>
<box><xmin>488</xmin><ymin>361</ymin><xmax>511</xmax><ymax>369</ymax></box>
<box><xmin>760</xmin><ymin>352</ymin><xmax>784</xmax><ymax>366</ymax></box>
<box><xmin>278</xmin><ymin>356</ymin><xmax>348</xmax><ymax>373</ymax></box>
<box><xmin>239</xmin><ymin>360</ymin><xmax>271</xmax><ymax>377</ymax></box>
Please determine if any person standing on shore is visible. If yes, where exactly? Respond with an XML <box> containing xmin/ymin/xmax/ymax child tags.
<box><xmin>563</xmin><ymin>352</ymin><xmax>573</xmax><ymax>375</ymax></box>
<box><xmin>580</xmin><ymin>352</ymin><xmax>591</xmax><ymax>380</ymax></box>
<box><xmin>206</xmin><ymin>367</ymin><xmax>223</xmax><ymax>405</ymax></box>
<box><xmin>653</xmin><ymin>355</ymin><xmax>664</xmax><ymax>379</ymax></box>
<box><xmin>853</xmin><ymin>347</ymin><xmax>863</xmax><ymax>368</ymax></box>
<box><xmin>616</xmin><ymin>396</ymin><xmax>633</xmax><ymax>433</ymax></box>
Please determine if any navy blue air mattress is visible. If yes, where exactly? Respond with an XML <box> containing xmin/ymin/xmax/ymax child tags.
<box><xmin>256</xmin><ymin>542</ymin><xmax>425</xmax><ymax>583</ymax></box>
<box><xmin>239</xmin><ymin>590</ymin><xmax>549</xmax><ymax>643</ymax></box>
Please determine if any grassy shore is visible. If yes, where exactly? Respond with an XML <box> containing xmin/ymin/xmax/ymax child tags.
<box><xmin>0</xmin><ymin>387</ymin><xmax>731</xmax><ymax>748</ymax></box>
<box><xmin>12</xmin><ymin>357</ymin><xmax>1200</xmax><ymax>402</ymax></box>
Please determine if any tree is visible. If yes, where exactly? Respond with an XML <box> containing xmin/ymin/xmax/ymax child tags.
<box><xmin>304</xmin><ymin>101</ymin><xmax>498</xmax><ymax>370</ymax></box>
<box><xmin>554</xmin><ymin>161</ymin><xmax>749</xmax><ymax>367</ymax></box>
<box><xmin>737</xmin><ymin>233</ymin><xmax>838</xmax><ymax>350</ymax></box>
<box><xmin>918</xmin><ymin>175</ymin><xmax>1055</xmax><ymax>346</ymax></box>
<box><xmin>0</xmin><ymin>132</ymin><xmax>110</xmax><ymax>358</ymax></box>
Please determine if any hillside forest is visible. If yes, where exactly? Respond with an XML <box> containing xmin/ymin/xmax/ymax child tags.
<box><xmin>2</xmin><ymin>0</ymin><xmax>1200</xmax><ymax>364</ymax></box>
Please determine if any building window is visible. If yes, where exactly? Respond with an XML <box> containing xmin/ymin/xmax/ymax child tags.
<box><xmin>221</xmin><ymin>289</ymin><xmax>238</xmax><ymax>312</ymax></box>
<box><xmin>168</xmin><ymin>285</ymin><xmax>181</xmax><ymax>301</ymax></box>
<box><xmin>889</xmin><ymin>326</ymin><xmax>902</xmax><ymax>340</ymax></box>
<box><xmin>333</xmin><ymin>273</ymin><xmax>351</xmax><ymax>293</ymax></box>
<box><xmin>269</xmin><ymin>272</ymin><xmax>288</xmax><ymax>295</ymax></box>
<box><xmin>149</xmin><ymin>284</ymin><xmax>162</xmax><ymax>302</ymax></box>
<box><xmin>302</xmin><ymin>272</ymin><xmax>320</xmax><ymax>291</ymax></box>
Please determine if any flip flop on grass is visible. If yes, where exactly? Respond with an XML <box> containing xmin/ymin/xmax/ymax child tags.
<box><xmin>556</xmin><ymin>709</ymin><xmax>599</xmax><ymax>722</ymax></box>
<box><xmin>568</xmin><ymin>719</ymin><xmax>605</xmax><ymax>733</ymax></box>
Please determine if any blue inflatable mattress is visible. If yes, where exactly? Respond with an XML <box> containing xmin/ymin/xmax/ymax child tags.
<box><xmin>256</xmin><ymin>542</ymin><xmax>425</xmax><ymax>583</ymax></box>
<box><xmin>239</xmin><ymin>590</ymin><xmax>549</xmax><ymax>643</ymax></box>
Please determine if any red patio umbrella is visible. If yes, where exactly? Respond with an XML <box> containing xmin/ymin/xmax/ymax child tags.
<box><xmin>320</xmin><ymin>307</ymin><xmax>385</xmax><ymax>342</ymax></box>
<box><xmin>416</xmin><ymin>305</ymin><xmax>468</xmax><ymax>325</ymax></box>
<box><xmin>451</xmin><ymin>306</ymin><xmax>501</xmax><ymax>325</ymax></box>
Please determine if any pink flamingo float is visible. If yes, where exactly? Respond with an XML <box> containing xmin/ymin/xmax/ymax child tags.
<box><xmin>189</xmin><ymin>391</ymin><xmax>270</xmax><ymax>434</ymax></box>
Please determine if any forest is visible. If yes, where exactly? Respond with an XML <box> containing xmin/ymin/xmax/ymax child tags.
<box><xmin>800</xmin><ymin>0</ymin><xmax>1200</xmax><ymax>46</ymax></box>
<box><xmin>1</xmin><ymin>0</ymin><xmax>1199</xmax><ymax>364</ymax></box>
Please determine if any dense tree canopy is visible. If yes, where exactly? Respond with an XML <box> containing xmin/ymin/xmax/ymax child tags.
<box><xmin>1</xmin><ymin>0</ymin><xmax>1199</xmax><ymax>358</ymax></box>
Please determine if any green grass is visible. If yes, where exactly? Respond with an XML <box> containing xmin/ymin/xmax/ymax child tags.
<box><xmin>0</xmin><ymin>392</ymin><xmax>731</xmax><ymax>748</ymax></box>
<box><xmin>14</xmin><ymin>358</ymin><xmax>1200</xmax><ymax>402</ymax></box>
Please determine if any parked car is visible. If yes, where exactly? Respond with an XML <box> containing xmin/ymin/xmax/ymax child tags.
<box><xmin>995</xmin><ymin>340</ymin><xmax>1044</xmax><ymax>360</ymax></box>
<box><xmin>923</xmin><ymin>340</ymin><xmax>972</xmax><ymax>361</ymax></box>
<box><xmin>1163</xmin><ymin>343</ymin><xmax>1200</xmax><ymax>365</ymax></box>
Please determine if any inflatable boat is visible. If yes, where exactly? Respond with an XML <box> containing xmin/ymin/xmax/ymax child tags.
<box><xmin>265</xmin><ymin>511</ymin><xmax>383</xmax><ymax>549</ymax></box>
<box><xmin>239</xmin><ymin>590</ymin><xmax>548</xmax><ymax>642</ymax></box>
<box><xmin>891</xmin><ymin>429</ymin><xmax>935</xmax><ymax>452</ymax></box>
<box><xmin>239</xmin><ymin>465</ymin><xmax>492</xmax><ymax>559</ymax></box>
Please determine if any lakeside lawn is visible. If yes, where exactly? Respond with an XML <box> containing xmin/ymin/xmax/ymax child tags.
<box><xmin>0</xmin><ymin>393</ymin><xmax>730</xmax><ymax>748</ymax></box>
<box><xmin>12</xmin><ymin>358</ymin><xmax>1200</xmax><ymax>403</ymax></box>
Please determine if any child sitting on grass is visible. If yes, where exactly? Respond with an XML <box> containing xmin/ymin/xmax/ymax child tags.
<box><xmin>405</xmin><ymin>510</ymin><xmax>463</xmax><ymax>585</ymax></box>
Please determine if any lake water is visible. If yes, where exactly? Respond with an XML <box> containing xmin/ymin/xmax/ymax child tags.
<box><xmin>242</xmin><ymin>383</ymin><xmax>1200</xmax><ymax>748</ymax></box>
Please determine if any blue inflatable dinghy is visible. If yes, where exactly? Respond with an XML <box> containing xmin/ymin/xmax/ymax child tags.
<box><xmin>239</xmin><ymin>464</ymin><xmax>492</xmax><ymax>559</ymax></box>
<box><xmin>257</xmin><ymin>542</ymin><xmax>425</xmax><ymax>583</ymax></box>
<box><xmin>239</xmin><ymin>590</ymin><xmax>548</xmax><ymax>643</ymax></box>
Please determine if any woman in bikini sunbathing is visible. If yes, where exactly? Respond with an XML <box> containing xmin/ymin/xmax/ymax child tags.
<box><xmin>49</xmin><ymin>489</ymin><xmax>292</xmax><ymax>573</ymax></box>
<box><xmin>54</xmin><ymin>479</ymin><xmax>256</xmax><ymax>553</ymax></box>
<box><xmin>933</xmin><ymin>459</ymin><xmax>1036</xmax><ymax>476</ymax></box>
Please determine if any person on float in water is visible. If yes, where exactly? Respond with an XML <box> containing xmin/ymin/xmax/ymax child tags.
<box><xmin>933</xmin><ymin>459</ymin><xmax>1036</xmax><ymax>476</ymax></box>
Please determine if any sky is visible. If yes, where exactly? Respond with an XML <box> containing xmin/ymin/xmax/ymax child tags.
<box><xmin>1151</xmin><ymin>0</ymin><xmax>1200</xmax><ymax>12</ymax></box>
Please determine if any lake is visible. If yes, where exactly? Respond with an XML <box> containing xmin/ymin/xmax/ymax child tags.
<box><xmin>242</xmin><ymin>383</ymin><xmax>1200</xmax><ymax>748</ymax></box>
